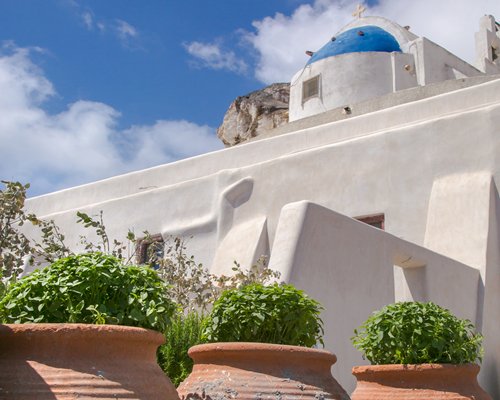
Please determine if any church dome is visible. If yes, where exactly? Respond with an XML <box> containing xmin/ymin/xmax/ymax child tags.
<box><xmin>307</xmin><ymin>25</ymin><xmax>401</xmax><ymax>64</ymax></box>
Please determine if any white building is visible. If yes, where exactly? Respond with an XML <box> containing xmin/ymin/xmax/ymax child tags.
<box><xmin>25</xmin><ymin>15</ymin><xmax>500</xmax><ymax>395</ymax></box>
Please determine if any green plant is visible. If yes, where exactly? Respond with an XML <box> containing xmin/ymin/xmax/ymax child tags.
<box><xmin>0</xmin><ymin>183</ymin><xmax>136</xmax><ymax>295</ymax></box>
<box><xmin>32</xmin><ymin>218</ymin><xmax>71</xmax><ymax>264</ymax></box>
<box><xmin>0</xmin><ymin>178</ymin><xmax>280</xmax><ymax>313</ymax></box>
<box><xmin>0</xmin><ymin>252</ymin><xmax>177</xmax><ymax>332</ymax></box>
<box><xmin>213</xmin><ymin>257</ymin><xmax>281</xmax><ymax>295</ymax></box>
<box><xmin>202</xmin><ymin>283</ymin><xmax>324</xmax><ymax>347</ymax></box>
<box><xmin>157</xmin><ymin>311</ymin><xmax>207</xmax><ymax>386</ymax></box>
<box><xmin>77</xmin><ymin>211</ymin><xmax>137</xmax><ymax>262</ymax></box>
<box><xmin>156</xmin><ymin>237</ymin><xmax>280</xmax><ymax>312</ymax></box>
<box><xmin>0</xmin><ymin>180</ymin><xmax>71</xmax><ymax>293</ymax></box>
<box><xmin>351</xmin><ymin>301</ymin><xmax>483</xmax><ymax>365</ymax></box>
<box><xmin>0</xmin><ymin>181</ymin><xmax>38</xmax><ymax>288</ymax></box>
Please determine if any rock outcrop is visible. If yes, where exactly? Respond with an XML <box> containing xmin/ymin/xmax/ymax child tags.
<box><xmin>217</xmin><ymin>83</ymin><xmax>290</xmax><ymax>146</ymax></box>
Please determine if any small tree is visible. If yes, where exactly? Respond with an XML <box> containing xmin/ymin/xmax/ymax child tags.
<box><xmin>76</xmin><ymin>211</ymin><xmax>136</xmax><ymax>262</ymax></box>
<box><xmin>0</xmin><ymin>181</ymin><xmax>37</xmax><ymax>290</ymax></box>
<box><xmin>0</xmin><ymin>181</ymin><xmax>72</xmax><ymax>294</ymax></box>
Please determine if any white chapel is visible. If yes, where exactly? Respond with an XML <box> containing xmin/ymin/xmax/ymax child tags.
<box><xmin>24</xmin><ymin>13</ymin><xmax>500</xmax><ymax>395</ymax></box>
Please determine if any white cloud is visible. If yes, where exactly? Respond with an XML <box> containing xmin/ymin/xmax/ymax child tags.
<box><xmin>123</xmin><ymin>120</ymin><xmax>219</xmax><ymax>170</ymax></box>
<box><xmin>112</xmin><ymin>19</ymin><xmax>142</xmax><ymax>49</ymax></box>
<box><xmin>115</xmin><ymin>19</ymin><xmax>138</xmax><ymax>40</ymax></box>
<box><xmin>0</xmin><ymin>44</ymin><xmax>222</xmax><ymax>196</ymax></box>
<box><xmin>245</xmin><ymin>0</ymin><xmax>500</xmax><ymax>84</ymax></box>
<box><xmin>96</xmin><ymin>22</ymin><xmax>106</xmax><ymax>32</ymax></box>
<box><xmin>77</xmin><ymin>7</ymin><xmax>138</xmax><ymax>46</ymax></box>
<box><xmin>184</xmin><ymin>41</ymin><xmax>248</xmax><ymax>74</ymax></box>
<box><xmin>81</xmin><ymin>11</ymin><xmax>93</xmax><ymax>30</ymax></box>
<box><xmin>0</xmin><ymin>43</ymin><xmax>54</xmax><ymax>108</ymax></box>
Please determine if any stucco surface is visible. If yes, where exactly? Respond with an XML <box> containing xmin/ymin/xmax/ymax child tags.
<box><xmin>27</xmin><ymin>77</ymin><xmax>500</xmax><ymax>217</ymax></box>
<box><xmin>289</xmin><ymin>51</ymin><xmax>416</xmax><ymax>121</ymax></box>
<box><xmin>21</xmin><ymin>22</ymin><xmax>500</xmax><ymax>395</ymax></box>
<box><xmin>22</xmin><ymin>77</ymin><xmax>500</xmax><ymax>394</ymax></box>
<box><xmin>269</xmin><ymin>201</ymin><xmax>481</xmax><ymax>393</ymax></box>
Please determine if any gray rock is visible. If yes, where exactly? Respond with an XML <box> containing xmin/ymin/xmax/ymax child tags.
<box><xmin>217</xmin><ymin>83</ymin><xmax>290</xmax><ymax>146</ymax></box>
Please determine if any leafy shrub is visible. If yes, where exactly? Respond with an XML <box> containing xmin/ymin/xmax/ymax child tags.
<box><xmin>0</xmin><ymin>181</ymin><xmax>72</xmax><ymax>289</ymax></box>
<box><xmin>157</xmin><ymin>311</ymin><xmax>207</xmax><ymax>386</ymax></box>
<box><xmin>0</xmin><ymin>181</ymin><xmax>41</xmax><ymax>289</ymax></box>
<box><xmin>351</xmin><ymin>301</ymin><xmax>483</xmax><ymax>365</ymax></box>
<box><xmin>155</xmin><ymin>238</ymin><xmax>280</xmax><ymax>313</ymax></box>
<box><xmin>203</xmin><ymin>283</ymin><xmax>324</xmax><ymax>347</ymax></box>
<box><xmin>76</xmin><ymin>211</ymin><xmax>137</xmax><ymax>262</ymax></box>
<box><xmin>0</xmin><ymin>181</ymin><xmax>139</xmax><ymax>298</ymax></box>
<box><xmin>0</xmin><ymin>179</ymin><xmax>281</xmax><ymax>315</ymax></box>
<box><xmin>0</xmin><ymin>252</ymin><xmax>176</xmax><ymax>332</ymax></box>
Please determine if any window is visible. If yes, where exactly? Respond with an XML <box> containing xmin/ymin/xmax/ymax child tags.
<box><xmin>356</xmin><ymin>214</ymin><xmax>385</xmax><ymax>230</ymax></box>
<box><xmin>302</xmin><ymin>75</ymin><xmax>320</xmax><ymax>102</ymax></box>
<box><xmin>136</xmin><ymin>234</ymin><xmax>164</xmax><ymax>268</ymax></box>
<box><xmin>492</xmin><ymin>46</ymin><xmax>498</xmax><ymax>62</ymax></box>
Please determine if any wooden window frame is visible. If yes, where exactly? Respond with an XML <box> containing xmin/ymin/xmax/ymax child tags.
<box><xmin>136</xmin><ymin>233</ymin><xmax>164</xmax><ymax>265</ymax></box>
<box><xmin>356</xmin><ymin>213</ymin><xmax>385</xmax><ymax>230</ymax></box>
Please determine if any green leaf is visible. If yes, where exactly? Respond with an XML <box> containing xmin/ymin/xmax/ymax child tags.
<box><xmin>0</xmin><ymin>252</ymin><xmax>176</xmax><ymax>332</ymax></box>
<box><xmin>202</xmin><ymin>283</ymin><xmax>323</xmax><ymax>347</ymax></box>
<box><xmin>351</xmin><ymin>301</ymin><xmax>483</xmax><ymax>365</ymax></box>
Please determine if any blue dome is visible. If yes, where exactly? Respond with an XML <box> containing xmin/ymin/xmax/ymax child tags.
<box><xmin>307</xmin><ymin>25</ymin><xmax>401</xmax><ymax>64</ymax></box>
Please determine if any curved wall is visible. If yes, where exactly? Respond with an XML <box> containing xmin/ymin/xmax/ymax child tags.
<box><xmin>289</xmin><ymin>51</ymin><xmax>416</xmax><ymax>121</ymax></box>
<box><xmin>337</xmin><ymin>16</ymin><xmax>418</xmax><ymax>46</ymax></box>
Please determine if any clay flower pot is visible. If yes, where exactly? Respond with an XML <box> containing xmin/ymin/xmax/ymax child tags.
<box><xmin>0</xmin><ymin>323</ymin><xmax>180</xmax><ymax>400</ymax></box>
<box><xmin>177</xmin><ymin>342</ymin><xmax>350</xmax><ymax>400</ymax></box>
<box><xmin>351</xmin><ymin>364</ymin><xmax>492</xmax><ymax>400</ymax></box>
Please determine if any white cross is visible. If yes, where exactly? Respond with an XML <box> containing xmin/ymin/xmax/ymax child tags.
<box><xmin>352</xmin><ymin>4</ymin><xmax>366</xmax><ymax>19</ymax></box>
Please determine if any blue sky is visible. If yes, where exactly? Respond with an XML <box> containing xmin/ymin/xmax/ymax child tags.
<box><xmin>0</xmin><ymin>0</ymin><xmax>498</xmax><ymax>196</ymax></box>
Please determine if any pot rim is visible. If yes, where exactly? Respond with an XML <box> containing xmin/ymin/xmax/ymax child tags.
<box><xmin>188</xmin><ymin>342</ymin><xmax>337</xmax><ymax>363</ymax></box>
<box><xmin>352</xmin><ymin>363</ymin><xmax>480</xmax><ymax>376</ymax></box>
<box><xmin>0</xmin><ymin>323</ymin><xmax>164</xmax><ymax>344</ymax></box>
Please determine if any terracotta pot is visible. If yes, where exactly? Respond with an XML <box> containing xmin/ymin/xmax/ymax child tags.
<box><xmin>351</xmin><ymin>364</ymin><xmax>492</xmax><ymax>400</ymax></box>
<box><xmin>177</xmin><ymin>342</ymin><xmax>350</xmax><ymax>400</ymax></box>
<box><xmin>0</xmin><ymin>323</ymin><xmax>180</xmax><ymax>400</ymax></box>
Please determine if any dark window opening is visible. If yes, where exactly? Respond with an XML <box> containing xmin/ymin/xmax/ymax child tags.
<box><xmin>136</xmin><ymin>234</ymin><xmax>164</xmax><ymax>269</ymax></box>
<box><xmin>302</xmin><ymin>75</ymin><xmax>320</xmax><ymax>102</ymax></box>
<box><xmin>492</xmin><ymin>46</ymin><xmax>498</xmax><ymax>62</ymax></box>
<box><xmin>356</xmin><ymin>214</ymin><xmax>385</xmax><ymax>230</ymax></box>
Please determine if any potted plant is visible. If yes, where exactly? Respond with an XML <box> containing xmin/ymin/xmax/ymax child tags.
<box><xmin>0</xmin><ymin>252</ymin><xmax>180</xmax><ymax>400</ymax></box>
<box><xmin>157</xmin><ymin>311</ymin><xmax>207</xmax><ymax>387</ymax></box>
<box><xmin>177</xmin><ymin>283</ymin><xmax>350</xmax><ymax>400</ymax></box>
<box><xmin>350</xmin><ymin>301</ymin><xmax>492</xmax><ymax>399</ymax></box>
